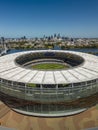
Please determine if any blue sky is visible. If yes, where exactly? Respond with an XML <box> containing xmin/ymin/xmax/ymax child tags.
<box><xmin>0</xmin><ymin>0</ymin><xmax>98</xmax><ymax>38</ymax></box>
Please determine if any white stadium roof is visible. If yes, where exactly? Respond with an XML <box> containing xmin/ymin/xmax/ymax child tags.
<box><xmin>0</xmin><ymin>50</ymin><xmax>98</xmax><ymax>84</ymax></box>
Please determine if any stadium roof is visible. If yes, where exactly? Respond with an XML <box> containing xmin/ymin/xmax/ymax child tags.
<box><xmin>0</xmin><ymin>50</ymin><xmax>98</xmax><ymax>84</ymax></box>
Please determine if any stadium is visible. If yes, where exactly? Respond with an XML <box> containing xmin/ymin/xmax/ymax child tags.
<box><xmin>0</xmin><ymin>50</ymin><xmax>98</xmax><ymax>117</ymax></box>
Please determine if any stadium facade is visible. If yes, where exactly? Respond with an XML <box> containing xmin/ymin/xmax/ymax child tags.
<box><xmin>0</xmin><ymin>50</ymin><xmax>98</xmax><ymax>117</ymax></box>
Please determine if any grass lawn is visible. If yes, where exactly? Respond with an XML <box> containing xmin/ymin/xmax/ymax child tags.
<box><xmin>32</xmin><ymin>63</ymin><xmax>69</xmax><ymax>70</ymax></box>
<box><xmin>96</xmin><ymin>104</ymin><xmax>98</xmax><ymax>110</ymax></box>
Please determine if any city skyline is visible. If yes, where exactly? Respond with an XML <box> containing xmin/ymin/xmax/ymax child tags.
<box><xmin>0</xmin><ymin>0</ymin><xmax>98</xmax><ymax>38</ymax></box>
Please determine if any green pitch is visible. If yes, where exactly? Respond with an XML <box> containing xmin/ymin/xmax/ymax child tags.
<box><xmin>32</xmin><ymin>63</ymin><xmax>69</xmax><ymax>70</ymax></box>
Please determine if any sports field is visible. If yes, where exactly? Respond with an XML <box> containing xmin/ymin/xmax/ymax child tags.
<box><xmin>32</xmin><ymin>63</ymin><xmax>69</xmax><ymax>70</ymax></box>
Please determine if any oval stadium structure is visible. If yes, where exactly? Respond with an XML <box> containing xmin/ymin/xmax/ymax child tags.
<box><xmin>0</xmin><ymin>50</ymin><xmax>98</xmax><ymax>117</ymax></box>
